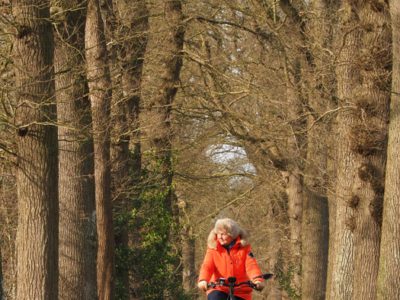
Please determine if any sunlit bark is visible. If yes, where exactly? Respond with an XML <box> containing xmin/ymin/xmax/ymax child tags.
<box><xmin>377</xmin><ymin>1</ymin><xmax>400</xmax><ymax>298</ymax></box>
<box><xmin>85</xmin><ymin>0</ymin><xmax>115</xmax><ymax>298</ymax></box>
<box><xmin>53</xmin><ymin>1</ymin><xmax>97</xmax><ymax>298</ymax></box>
<box><xmin>12</xmin><ymin>1</ymin><xmax>58</xmax><ymax>298</ymax></box>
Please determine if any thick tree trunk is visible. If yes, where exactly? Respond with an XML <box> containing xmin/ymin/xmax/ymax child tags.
<box><xmin>328</xmin><ymin>4</ymin><xmax>361</xmax><ymax>298</ymax></box>
<box><xmin>329</xmin><ymin>119</ymin><xmax>356</xmax><ymax>300</ymax></box>
<box><xmin>377</xmin><ymin>1</ymin><xmax>400</xmax><ymax>298</ymax></box>
<box><xmin>85</xmin><ymin>0</ymin><xmax>115</xmax><ymax>298</ymax></box>
<box><xmin>52</xmin><ymin>1</ymin><xmax>97</xmax><ymax>299</ymax></box>
<box><xmin>12</xmin><ymin>1</ymin><xmax>59</xmax><ymax>299</ymax></box>
<box><xmin>329</xmin><ymin>2</ymin><xmax>390</xmax><ymax>299</ymax></box>
<box><xmin>329</xmin><ymin>114</ymin><xmax>357</xmax><ymax>300</ymax></box>
<box><xmin>352</xmin><ymin>4</ymin><xmax>390</xmax><ymax>299</ymax></box>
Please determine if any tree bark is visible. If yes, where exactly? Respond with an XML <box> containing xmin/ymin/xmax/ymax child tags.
<box><xmin>282</xmin><ymin>168</ymin><xmax>302</xmax><ymax>295</ymax></box>
<box><xmin>52</xmin><ymin>1</ymin><xmax>97</xmax><ymax>299</ymax></box>
<box><xmin>85</xmin><ymin>0</ymin><xmax>115</xmax><ymax>298</ymax></box>
<box><xmin>146</xmin><ymin>0</ymin><xmax>184</xmax><ymax>198</ymax></box>
<box><xmin>302</xmin><ymin>102</ymin><xmax>329</xmax><ymax>300</ymax></box>
<box><xmin>144</xmin><ymin>1</ymin><xmax>185</xmax><ymax>297</ymax></box>
<box><xmin>377</xmin><ymin>1</ymin><xmax>400</xmax><ymax>298</ymax></box>
<box><xmin>12</xmin><ymin>1</ymin><xmax>58</xmax><ymax>299</ymax></box>
<box><xmin>282</xmin><ymin>57</ymin><xmax>304</xmax><ymax>297</ymax></box>
<box><xmin>301</xmin><ymin>0</ymin><xmax>334</xmax><ymax>298</ymax></box>
<box><xmin>328</xmin><ymin>3</ymin><xmax>362</xmax><ymax>298</ymax></box>
<box><xmin>177</xmin><ymin>197</ymin><xmax>196</xmax><ymax>294</ymax></box>
<box><xmin>329</xmin><ymin>1</ymin><xmax>390</xmax><ymax>299</ymax></box>
<box><xmin>0</xmin><ymin>247</ymin><xmax>3</xmax><ymax>299</ymax></box>
<box><xmin>352</xmin><ymin>3</ymin><xmax>390</xmax><ymax>299</ymax></box>
<box><xmin>109</xmin><ymin>1</ymin><xmax>148</xmax><ymax>298</ymax></box>
<box><xmin>181</xmin><ymin>227</ymin><xmax>195</xmax><ymax>293</ymax></box>
<box><xmin>278</xmin><ymin>2</ymin><xmax>309</xmax><ymax>294</ymax></box>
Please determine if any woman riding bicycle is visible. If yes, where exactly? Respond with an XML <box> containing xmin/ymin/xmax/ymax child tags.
<box><xmin>197</xmin><ymin>218</ymin><xmax>266</xmax><ymax>300</ymax></box>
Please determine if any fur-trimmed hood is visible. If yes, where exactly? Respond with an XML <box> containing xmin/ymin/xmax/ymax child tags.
<box><xmin>207</xmin><ymin>228</ymin><xmax>249</xmax><ymax>249</ymax></box>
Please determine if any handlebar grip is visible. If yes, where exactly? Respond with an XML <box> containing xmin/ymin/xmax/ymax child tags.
<box><xmin>207</xmin><ymin>282</ymin><xmax>216</xmax><ymax>288</ymax></box>
<box><xmin>253</xmin><ymin>273</ymin><xmax>273</xmax><ymax>280</ymax></box>
<box><xmin>262</xmin><ymin>273</ymin><xmax>273</xmax><ymax>280</ymax></box>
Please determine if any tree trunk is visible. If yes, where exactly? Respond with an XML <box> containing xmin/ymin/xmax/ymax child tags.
<box><xmin>328</xmin><ymin>4</ymin><xmax>362</xmax><ymax>298</ymax></box>
<box><xmin>143</xmin><ymin>1</ymin><xmax>184</xmax><ymax>297</ymax></box>
<box><xmin>146</xmin><ymin>0</ymin><xmax>184</xmax><ymax>197</ymax></box>
<box><xmin>85</xmin><ymin>0</ymin><xmax>115</xmax><ymax>298</ymax></box>
<box><xmin>53</xmin><ymin>1</ymin><xmax>97</xmax><ymax>299</ymax></box>
<box><xmin>302</xmin><ymin>100</ymin><xmax>329</xmax><ymax>300</ymax></box>
<box><xmin>301</xmin><ymin>0</ymin><xmax>333</xmax><ymax>298</ymax></box>
<box><xmin>181</xmin><ymin>228</ymin><xmax>195</xmax><ymax>293</ymax></box>
<box><xmin>277</xmin><ymin>3</ymin><xmax>309</xmax><ymax>294</ymax></box>
<box><xmin>328</xmin><ymin>114</ymin><xmax>357</xmax><ymax>300</ymax></box>
<box><xmin>329</xmin><ymin>2</ymin><xmax>390</xmax><ymax>299</ymax></box>
<box><xmin>109</xmin><ymin>1</ymin><xmax>148</xmax><ymax>298</ymax></box>
<box><xmin>302</xmin><ymin>151</ymin><xmax>329</xmax><ymax>300</ymax></box>
<box><xmin>283</xmin><ymin>57</ymin><xmax>304</xmax><ymax>296</ymax></box>
<box><xmin>177</xmin><ymin>197</ymin><xmax>196</xmax><ymax>294</ymax></box>
<box><xmin>352</xmin><ymin>3</ymin><xmax>390</xmax><ymax>299</ymax></box>
<box><xmin>148</xmin><ymin>0</ymin><xmax>184</xmax><ymax>253</ymax></box>
<box><xmin>12</xmin><ymin>1</ymin><xmax>59</xmax><ymax>299</ymax></box>
<box><xmin>0</xmin><ymin>247</ymin><xmax>3</xmax><ymax>300</ymax></box>
<box><xmin>282</xmin><ymin>168</ymin><xmax>302</xmax><ymax>295</ymax></box>
<box><xmin>377</xmin><ymin>1</ymin><xmax>400</xmax><ymax>298</ymax></box>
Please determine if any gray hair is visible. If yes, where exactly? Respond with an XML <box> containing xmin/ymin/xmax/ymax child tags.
<box><xmin>207</xmin><ymin>218</ymin><xmax>249</xmax><ymax>248</ymax></box>
<box><xmin>214</xmin><ymin>218</ymin><xmax>244</xmax><ymax>239</ymax></box>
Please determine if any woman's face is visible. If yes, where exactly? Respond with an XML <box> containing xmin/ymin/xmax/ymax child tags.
<box><xmin>216</xmin><ymin>228</ymin><xmax>233</xmax><ymax>246</ymax></box>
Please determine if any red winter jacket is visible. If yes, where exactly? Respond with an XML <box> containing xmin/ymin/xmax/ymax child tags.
<box><xmin>198</xmin><ymin>235</ymin><xmax>263</xmax><ymax>300</ymax></box>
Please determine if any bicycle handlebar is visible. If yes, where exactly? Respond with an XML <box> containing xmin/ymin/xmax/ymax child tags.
<box><xmin>207</xmin><ymin>273</ymin><xmax>273</xmax><ymax>289</ymax></box>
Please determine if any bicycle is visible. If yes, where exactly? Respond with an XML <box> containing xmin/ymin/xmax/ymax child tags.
<box><xmin>207</xmin><ymin>273</ymin><xmax>273</xmax><ymax>300</ymax></box>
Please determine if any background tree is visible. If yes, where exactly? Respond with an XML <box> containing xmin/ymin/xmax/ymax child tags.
<box><xmin>0</xmin><ymin>163</ymin><xmax>17</xmax><ymax>299</ymax></box>
<box><xmin>301</xmin><ymin>0</ymin><xmax>336</xmax><ymax>298</ymax></box>
<box><xmin>52</xmin><ymin>1</ymin><xmax>97</xmax><ymax>299</ymax></box>
<box><xmin>85</xmin><ymin>0</ymin><xmax>114</xmax><ymax>298</ymax></box>
<box><xmin>144</xmin><ymin>0</ymin><xmax>184</xmax><ymax>206</ymax></box>
<box><xmin>0</xmin><ymin>2</ymin><xmax>17</xmax><ymax>295</ymax></box>
<box><xmin>276</xmin><ymin>1</ymin><xmax>308</xmax><ymax>293</ymax></box>
<box><xmin>11</xmin><ymin>0</ymin><xmax>59</xmax><ymax>299</ymax></box>
<box><xmin>0</xmin><ymin>247</ymin><xmax>3</xmax><ymax>299</ymax></box>
<box><xmin>106</xmin><ymin>0</ymin><xmax>149</xmax><ymax>298</ymax></box>
<box><xmin>0</xmin><ymin>9</ymin><xmax>17</xmax><ymax>293</ymax></box>
<box><xmin>135</xmin><ymin>0</ymin><xmax>185</xmax><ymax>298</ymax></box>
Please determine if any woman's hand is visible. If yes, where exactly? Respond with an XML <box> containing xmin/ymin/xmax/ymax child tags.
<box><xmin>252</xmin><ymin>280</ymin><xmax>265</xmax><ymax>291</ymax></box>
<box><xmin>197</xmin><ymin>280</ymin><xmax>208</xmax><ymax>292</ymax></box>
